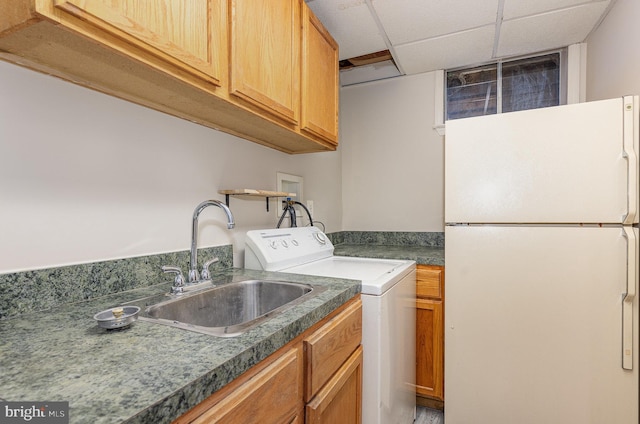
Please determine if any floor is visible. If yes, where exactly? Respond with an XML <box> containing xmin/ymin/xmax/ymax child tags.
<box><xmin>415</xmin><ymin>406</ymin><xmax>444</xmax><ymax>424</ymax></box>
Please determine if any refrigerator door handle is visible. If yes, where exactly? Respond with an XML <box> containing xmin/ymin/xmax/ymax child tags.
<box><xmin>622</xmin><ymin>226</ymin><xmax>638</xmax><ymax>370</ymax></box>
<box><xmin>622</xmin><ymin>96</ymin><xmax>638</xmax><ymax>225</ymax></box>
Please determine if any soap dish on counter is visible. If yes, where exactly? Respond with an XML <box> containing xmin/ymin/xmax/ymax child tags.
<box><xmin>94</xmin><ymin>306</ymin><xmax>140</xmax><ymax>330</ymax></box>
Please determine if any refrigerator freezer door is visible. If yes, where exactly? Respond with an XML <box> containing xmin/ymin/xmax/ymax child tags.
<box><xmin>444</xmin><ymin>225</ymin><xmax>639</xmax><ymax>424</ymax></box>
<box><xmin>445</xmin><ymin>97</ymin><xmax>638</xmax><ymax>224</ymax></box>
<box><xmin>623</xmin><ymin>96</ymin><xmax>639</xmax><ymax>225</ymax></box>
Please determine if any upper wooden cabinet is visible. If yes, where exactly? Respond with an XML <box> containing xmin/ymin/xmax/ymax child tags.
<box><xmin>0</xmin><ymin>0</ymin><xmax>338</xmax><ymax>153</ymax></box>
<box><xmin>230</xmin><ymin>0</ymin><xmax>300</xmax><ymax>125</ymax></box>
<box><xmin>301</xmin><ymin>3</ymin><xmax>339</xmax><ymax>145</ymax></box>
<box><xmin>52</xmin><ymin>0</ymin><xmax>227</xmax><ymax>88</ymax></box>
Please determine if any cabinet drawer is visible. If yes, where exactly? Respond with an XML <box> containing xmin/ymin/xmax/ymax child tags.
<box><xmin>306</xmin><ymin>345</ymin><xmax>363</xmax><ymax>423</ymax></box>
<box><xmin>416</xmin><ymin>266</ymin><xmax>443</xmax><ymax>299</ymax></box>
<box><xmin>304</xmin><ymin>298</ymin><xmax>362</xmax><ymax>402</ymax></box>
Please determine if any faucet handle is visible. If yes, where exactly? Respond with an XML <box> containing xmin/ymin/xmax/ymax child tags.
<box><xmin>162</xmin><ymin>266</ymin><xmax>185</xmax><ymax>293</ymax></box>
<box><xmin>200</xmin><ymin>257</ymin><xmax>219</xmax><ymax>280</ymax></box>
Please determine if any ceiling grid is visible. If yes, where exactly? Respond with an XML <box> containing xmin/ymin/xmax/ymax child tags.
<box><xmin>305</xmin><ymin>0</ymin><xmax>615</xmax><ymax>85</ymax></box>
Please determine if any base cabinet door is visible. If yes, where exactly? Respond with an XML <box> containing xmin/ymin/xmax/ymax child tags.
<box><xmin>416</xmin><ymin>265</ymin><xmax>445</xmax><ymax>403</ymax></box>
<box><xmin>52</xmin><ymin>0</ymin><xmax>227</xmax><ymax>87</ymax></box>
<box><xmin>306</xmin><ymin>346</ymin><xmax>363</xmax><ymax>424</ymax></box>
<box><xmin>416</xmin><ymin>298</ymin><xmax>443</xmax><ymax>400</ymax></box>
<box><xmin>174</xmin><ymin>296</ymin><xmax>362</xmax><ymax>424</ymax></box>
<box><xmin>189</xmin><ymin>346</ymin><xmax>304</xmax><ymax>424</ymax></box>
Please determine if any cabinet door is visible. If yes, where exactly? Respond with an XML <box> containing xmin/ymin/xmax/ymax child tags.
<box><xmin>230</xmin><ymin>0</ymin><xmax>300</xmax><ymax>125</ymax></box>
<box><xmin>191</xmin><ymin>347</ymin><xmax>304</xmax><ymax>424</ymax></box>
<box><xmin>53</xmin><ymin>0</ymin><xmax>226</xmax><ymax>87</ymax></box>
<box><xmin>301</xmin><ymin>4</ymin><xmax>339</xmax><ymax>145</ymax></box>
<box><xmin>416</xmin><ymin>298</ymin><xmax>444</xmax><ymax>401</ymax></box>
<box><xmin>306</xmin><ymin>346</ymin><xmax>363</xmax><ymax>424</ymax></box>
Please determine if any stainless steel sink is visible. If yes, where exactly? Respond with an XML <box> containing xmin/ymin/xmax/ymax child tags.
<box><xmin>136</xmin><ymin>279</ymin><xmax>324</xmax><ymax>337</ymax></box>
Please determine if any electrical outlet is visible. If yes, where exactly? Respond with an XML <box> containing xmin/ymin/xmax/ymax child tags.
<box><xmin>307</xmin><ymin>200</ymin><xmax>314</xmax><ymax>219</ymax></box>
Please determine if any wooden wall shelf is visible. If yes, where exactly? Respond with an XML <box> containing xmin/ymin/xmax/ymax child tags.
<box><xmin>218</xmin><ymin>189</ymin><xmax>296</xmax><ymax>212</ymax></box>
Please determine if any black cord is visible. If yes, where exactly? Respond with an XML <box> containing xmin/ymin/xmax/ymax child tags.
<box><xmin>291</xmin><ymin>201</ymin><xmax>313</xmax><ymax>227</ymax></box>
<box><xmin>276</xmin><ymin>203</ymin><xmax>290</xmax><ymax>228</ymax></box>
<box><xmin>276</xmin><ymin>200</ymin><xmax>314</xmax><ymax>228</ymax></box>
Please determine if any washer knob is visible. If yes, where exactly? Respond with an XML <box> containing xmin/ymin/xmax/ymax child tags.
<box><xmin>313</xmin><ymin>232</ymin><xmax>327</xmax><ymax>244</ymax></box>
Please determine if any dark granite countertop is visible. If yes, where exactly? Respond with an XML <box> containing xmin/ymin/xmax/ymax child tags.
<box><xmin>0</xmin><ymin>268</ymin><xmax>360</xmax><ymax>423</ymax></box>
<box><xmin>334</xmin><ymin>244</ymin><xmax>445</xmax><ymax>267</ymax></box>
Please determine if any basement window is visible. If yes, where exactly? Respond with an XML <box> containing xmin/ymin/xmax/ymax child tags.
<box><xmin>446</xmin><ymin>52</ymin><xmax>562</xmax><ymax>120</ymax></box>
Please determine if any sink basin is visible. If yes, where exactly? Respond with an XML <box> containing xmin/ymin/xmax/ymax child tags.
<box><xmin>137</xmin><ymin>279</ymin><xmax>324</xmax><ymax>337</ymax></box>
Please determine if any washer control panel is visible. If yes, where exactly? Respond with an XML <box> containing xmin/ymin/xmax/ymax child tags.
<box><xmin>244</xmin><ymin>226</ymin><xmax>334</xmax><ymax>271</ymax></box>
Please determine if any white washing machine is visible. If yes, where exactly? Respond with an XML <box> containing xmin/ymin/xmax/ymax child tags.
<box><xmin>245</xmin><ymin>227</ymin><xmax>416</xmax><ymax>424</ymax></box>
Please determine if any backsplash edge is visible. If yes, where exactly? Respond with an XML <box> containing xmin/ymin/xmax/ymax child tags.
<box><xmin>0</xmin><ymin>245</ymin><xmax>233</xmax><ymax>320</ymax></box>
<box><xmin>327</xmin><ymin>231</ymin><xmax>444</xmax><ymax>247</ymax></box>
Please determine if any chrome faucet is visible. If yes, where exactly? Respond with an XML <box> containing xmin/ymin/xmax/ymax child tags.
<box><xmin>188</xmin><ymin>200</ymin><xmax>235</xmax><ymax>283</ymax></box>
<box><xmin>162</xmin><ymin>199</ymin><xmax>234</xmax><ymax>294</ymax></box>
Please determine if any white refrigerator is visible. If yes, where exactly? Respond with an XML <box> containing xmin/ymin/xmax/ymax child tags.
<box><xmin>444</xmin><ymin>96</ymin><xmax>639</xmax><ymax>423</ymax></box>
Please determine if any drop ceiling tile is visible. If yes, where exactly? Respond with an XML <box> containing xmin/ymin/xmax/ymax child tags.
<box><xmin>305</xmin><ymin>0</ymin><xmax>387</xmax><ymax>60</ymax></box>
<box><xmin>503</xmin><ymin>0</ymin><xmax>609</xmax><ymax>20</ymax></box>
<box><xmin>372</xmin><ymin>0</ymin><xmax>499</xmax><ymax>43</ymax></box>
<box><xmin>340</xmin><ymin>60</ymin><xmax>402</xmax><ymax>86</ymax></box>
<box><xmin>394</xmin><ymin>25</ymin><xmax>495</xmax><ymax>74</ymax></box>
<box><xmin>497</xmin><ymin>2</ymin><xmax>610</xmax><ymax>57</ymax></box>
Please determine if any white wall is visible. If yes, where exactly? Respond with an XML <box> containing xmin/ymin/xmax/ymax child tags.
<box><xmin>7</xmin><ymin>0</ymin><xmax>632</xmax><ymax>275</ymax></box>
<box><xmin>0</xmin><ymin>61</ymin><xmax>342</xmax><ymax>273</ymax></box>
<box><xmin>586</xmin><ymin>0</ymin><xmax>640</xmax><ymax>100</ymax></box>
<box><xmin>340</xmin><ymin>72</ymin><xmax>445</xmax><ymax>232</ymax></box>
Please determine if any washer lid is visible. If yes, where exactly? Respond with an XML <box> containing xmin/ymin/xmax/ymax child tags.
<box><xmin>284</xmin><ymin>256</ymin><xmax>415</xmax><ymax>295</ymax></box>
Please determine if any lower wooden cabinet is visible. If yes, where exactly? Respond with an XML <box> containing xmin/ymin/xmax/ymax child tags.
<box><xmin>304</xmin><ymin>299</ymin><xmax>362</xmax><ymax>423</ymax></box>
<box><xmin>416</xmin><ymin>298</ymin><xmax>443</xmax><ymax>400</ymax></box>
<box><xmin>190</xmin><ymin>347</ymin><xmax>304</xmax><ymax>424</ymax></box>
<box><xmin>174</xmin><ymin>296</ymin><xmax>362</xmax><ymax>424</ymax></box>
<box><xmin>416</xmin><ymin>265</ymin><xmax>445</xmax><ymax>404</ymax></box>
<box><xmin>303</xmin><ymin>299</ymin><xmax>362</xmax><ymax>401</ymax></box>
<box><xmin>306</xmin><ymin>346</ymin><xmax>363</xmax><ymax>424</ymax></box>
